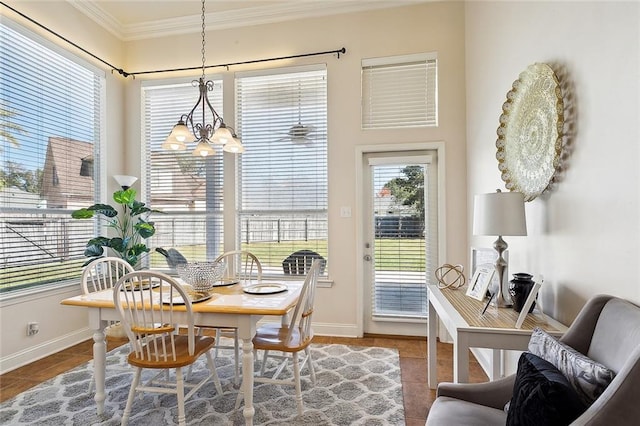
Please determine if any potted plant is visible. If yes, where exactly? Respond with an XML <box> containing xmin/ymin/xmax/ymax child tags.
<box><xmin>71</xmin><ymin>187</ymin><xmax>161</xmax><ymax>267</ymax></box>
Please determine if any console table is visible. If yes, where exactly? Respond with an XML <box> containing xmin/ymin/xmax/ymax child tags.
<box><xmin>427</xmin><ymin>284</ymin><xmax>567</xmax><ymax>389</ymax></box>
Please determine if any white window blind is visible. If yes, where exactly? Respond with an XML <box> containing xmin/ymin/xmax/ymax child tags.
<box><xmin>362</xmin><ymin>53</ymin><xmax>438</xmax><ymax>129</ymax></box>
<box><xmin>236</xmin><ymin>66</ymin><xmax>328</xmax><ymax>275</ymax></box>
<box><xmin>0</xmin><ymin>18</ymin><xmax>104</xmax><ymax>291</ymax></box>
<box><xmin>369</xmin><ymin>154</ymin><xmax>438</xmax><ymax>319</ymax></box>
<box><xmin>142</xmin><ymin>78</ymin><xmax>225</xmax><ymax>265</ymax></box>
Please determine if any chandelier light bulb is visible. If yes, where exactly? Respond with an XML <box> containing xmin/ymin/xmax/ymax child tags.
<box><xmin>192</xmin><ymin>141</ymin><xmax>215</xmax><ymax>157</ymax></box>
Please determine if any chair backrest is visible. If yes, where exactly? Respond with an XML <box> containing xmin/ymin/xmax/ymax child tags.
<box><xmin>558</xmin><ymin>295</ymin><xmax>640</xmax><ymax>425</ymax></box>
<box><xmin>285</xmin><ymin>259</ymin><xmax>321</xmax><ymax>343</ymax></box>
<box><xmin>81</xmin><ymin>257</ymin><xmax>134</xmax><ymax>294</ymax></box>
<box><xmin>215</xmin><ymin>250</ymin><xmax>262</xmax><ymax>284</ymax></box>
<box><xmin>157</xmin><ymin>247</ymin><xmax>188</xmax><ymax>269</ymax></box>
<box><xmin>113</xmin><ymin>271</ymin><xmax>198</xmax><ymax>360</ymax></box>
<box><xmin>282</xmin><ymin>249</ymin><xmax>326</xmax><ymax>275</ymax></box>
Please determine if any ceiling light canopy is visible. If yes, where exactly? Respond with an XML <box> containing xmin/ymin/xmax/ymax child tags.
<box><xmin>163</xmin><ymin>0</ymin><xmax>244</xmax><ymax>157</ymax></box>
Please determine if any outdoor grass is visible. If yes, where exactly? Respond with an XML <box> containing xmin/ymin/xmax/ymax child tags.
<box><xmin>2</xmin><ymin>238</ymin><xmax>425</xmax><ymax>289</ymax></box>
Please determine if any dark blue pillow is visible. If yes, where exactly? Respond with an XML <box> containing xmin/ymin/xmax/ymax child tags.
<box><xmin>506</xmin><ymin>352</ymin><xmax>586</xmax><ymax>426</ymax></box>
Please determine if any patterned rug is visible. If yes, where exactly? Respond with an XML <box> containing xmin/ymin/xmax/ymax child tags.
<box><xmin>0</xmin><ymin>342</ymin><xmax>404</xmax><ymax>425</ymax></box>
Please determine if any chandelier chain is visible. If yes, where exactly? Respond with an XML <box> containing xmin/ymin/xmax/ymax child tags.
<box><xmin>201</xmin><ymin>0</ymin><xmax>206</xmax><ymax>79</ymax></box>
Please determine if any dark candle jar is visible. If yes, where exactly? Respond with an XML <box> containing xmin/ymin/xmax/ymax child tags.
<box><xmin>509</xmin><ymin>273</ymin><xmax>536</xmax><ymax>313</ymax></box>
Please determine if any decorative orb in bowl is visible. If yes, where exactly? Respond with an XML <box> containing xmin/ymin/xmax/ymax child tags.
<box><xmin>176</xmin><ymin>261</ymin><xmax>225</xmax><ymax>291</ymax></box>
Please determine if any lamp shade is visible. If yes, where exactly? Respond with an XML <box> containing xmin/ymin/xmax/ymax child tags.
<box><xmin>473</xmin><ymin>190</ymin><xmax>527</xmax><ymax>236</ymax></box>
<box><xmin>113</xmin><ymin>175</ymin><xmax>138</xmax><ymax>189</ymax></box>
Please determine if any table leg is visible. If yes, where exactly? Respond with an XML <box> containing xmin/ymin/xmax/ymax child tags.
<box><xmin>240</xmin><ymin>337</ymin><xmax>255</xmax><ymax>425</ymax></box>
<box><xmin>491</xmin><ymin>349</ymin><xmax>501</xmax><ymax>380</ymax></box>
<box><xmin>428</xmin><ymin>300</ymin><xmax>438</xmax><ymax>389</ymax></box>
<box><xmin>91</xmin><ymin>322</ymin><xmax>107</xmax><ymax>415</ymax></box>
<box><xmin>454</xmin><ymin>333</ymin><xmax>469</xmax><ymax>383</ymax></box>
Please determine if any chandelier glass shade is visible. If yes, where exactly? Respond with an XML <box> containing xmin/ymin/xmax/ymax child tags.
<box><xmin>162</xmin><ymin>0</ymin><xmax>244</xmax><ymax>157</ymax></box>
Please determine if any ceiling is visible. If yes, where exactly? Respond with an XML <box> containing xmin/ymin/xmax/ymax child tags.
<box><xmin>66</xmin><ymin>0</ymin><xmax>429</xmax><ymax>41</ymax></box>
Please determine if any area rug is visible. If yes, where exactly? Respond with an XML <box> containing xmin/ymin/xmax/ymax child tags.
<box><xmin>0</xmin><ymin>342</ymin><xmax>405</xmax><ymax>425</ymax></box>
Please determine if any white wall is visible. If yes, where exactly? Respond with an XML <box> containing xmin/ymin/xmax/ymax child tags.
<box><xmin>1</xmin><ymin>1</ymin><xmax>467</xmax><ymax>370</ymax></box>
<box><xmin>465</xmin><ymin>1</ymin><xmax>640</xmax><ymax>374</ymax></box>
<box><xmin>122</xmin><ymin>2</ymin><xmax>468</xmax><ymax>337</ymax></box>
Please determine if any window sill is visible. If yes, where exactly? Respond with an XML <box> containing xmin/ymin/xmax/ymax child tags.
<box><xmin>0</xmin><ymin>280</ymin><xmax>80</xmax><ymax>306</ymax></box>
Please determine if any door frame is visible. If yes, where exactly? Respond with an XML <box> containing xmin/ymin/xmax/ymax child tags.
<box><xmin>354</xmin><ymin>142</ymin><xmax>447</xmax><ymax>337</ymax></box>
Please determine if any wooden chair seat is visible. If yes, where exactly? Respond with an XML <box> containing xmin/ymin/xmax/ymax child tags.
<box><xmin>127</xmin><ymin>335</ymin><xmax>216</xmax><ymax>369</ymax></box>
<box><xmin>252</xmin><ymin>323</ymin><xmax>313</xmax><ymax>353</ymax></box>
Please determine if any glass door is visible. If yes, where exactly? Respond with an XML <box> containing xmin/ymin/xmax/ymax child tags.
<box><xmin>362</xmin><ymin>151</ymin><xmax>437</xmax><ymax>335</ymax></box>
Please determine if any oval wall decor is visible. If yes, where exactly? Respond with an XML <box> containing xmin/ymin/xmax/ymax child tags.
<box><xmin>496</xmin><ymin>63</ymin><xmax>564</xmax><ymax>201</ymax></box>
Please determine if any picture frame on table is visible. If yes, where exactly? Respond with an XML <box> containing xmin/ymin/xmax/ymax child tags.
<box><xmin>515</xmin><ymin>282</ymin><xmax>542</xmax><ymax>329</ymax></box>
<box><xmin>466</xmin><ymin>263</ymin><xmax>495</xmax><ymax>301</ymax></box>
<box><xmin>470</xmin><ymin>247</ymin><xmax>508</xmax><ymax>299</ymax></box>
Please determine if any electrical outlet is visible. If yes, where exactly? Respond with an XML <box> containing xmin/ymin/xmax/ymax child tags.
<box><xmin>27</xmin><ymin>322</ymin><xmax>39</xmax><ymax>336</ymax></box>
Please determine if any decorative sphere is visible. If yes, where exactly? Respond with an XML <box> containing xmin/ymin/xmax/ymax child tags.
<box><xmin>435</xmin><ymin>264</ymin><xmax>466</xmax><ymax>289</ymax></box>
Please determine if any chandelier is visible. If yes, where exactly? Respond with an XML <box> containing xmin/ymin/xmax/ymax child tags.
<box><xmin>162</xmin><ymin>0</ymin><xmax>244</xmax><ymax>156</ymax></box>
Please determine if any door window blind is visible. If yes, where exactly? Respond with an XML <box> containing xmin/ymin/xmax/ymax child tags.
<box><xmin>0</xmin><ymin>19</ymin><xmax>104</xmax><ymax>291</ymax></box>
<box><xmin>369</xmin><ymin>154</ymin><xmax>438</xmax><ymax>319</ymax></box>
<box><xmin>236</xmin><ymin>66</ymin><xmax>328</xmax><ymax>275</ymax></box>
<box><xmin>362</xmin><ymin>53</ymin><xmax>438</xmax><ymax>129</ymax></box>
<box><xmin>142</xmin><ymin>78</ymin><xmax>225</xmax><ymax>265</ymax></box>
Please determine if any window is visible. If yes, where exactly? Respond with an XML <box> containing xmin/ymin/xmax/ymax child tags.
<box><xmin>236</xmin><ymin>66</ymin><xmax>328</xmax><ymax>275</ymax></box>
<box><xmin>362</xmin><ymin>53</ymin><xmax>438</xmax><ymax>129</ymax></box>
<box><xmin>142</xmin><ymin>78</ymin><xmax>225</xmax><ymax>265</ymax></box>
<box><xmin>0</xmin><ymin>18</ymin><xmax>104</xmax><ymax>292</ymax></box>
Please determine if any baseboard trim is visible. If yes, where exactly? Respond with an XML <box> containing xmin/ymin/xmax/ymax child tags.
<box><xmin>0</xmin><ymin>328</ymin><xmax>92</xmax><ymax>375</ymax></box>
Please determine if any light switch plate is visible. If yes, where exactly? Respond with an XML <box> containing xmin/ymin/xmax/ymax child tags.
<box><xmin>340</xmin><ymin>206</ymin><xmax>352</xmax><ymax>217</ymax></box>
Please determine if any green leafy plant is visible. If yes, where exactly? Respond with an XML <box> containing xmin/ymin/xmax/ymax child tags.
<box><xmin>71</xmin><ymin>188</ymin><xmax>161</xmax><ymax>267</ymax></box>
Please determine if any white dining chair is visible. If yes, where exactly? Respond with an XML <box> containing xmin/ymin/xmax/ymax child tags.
<box><xmin>113</xmin><ymin>270</ymin><xmax>223</xmax><ymax>426</ymax></box>
<box><xmin>236</xmin><ymin>259</ymin><xmax>321</xmax><ymax>415</ymax></box>
<box><xmin>200</xmin><ymin>250</ymin><xmax>262</xmax><ymax>384</ymax></box>
<box><xmin>81</xmin><ymin>256</ymin><xmax>134</xmax><ymax>393</ymax></box>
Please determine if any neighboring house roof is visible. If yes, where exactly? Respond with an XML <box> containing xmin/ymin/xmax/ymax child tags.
<box><xmin>42</xmin><ymin>137</ymin><xmax>94</xmax><ymax>208</ymax></box>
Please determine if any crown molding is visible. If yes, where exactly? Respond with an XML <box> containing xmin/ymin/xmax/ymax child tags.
<box><xmin>68</xmin><ymin>1</ymin><xmax>425</xmax><ymax>41</ymax></box>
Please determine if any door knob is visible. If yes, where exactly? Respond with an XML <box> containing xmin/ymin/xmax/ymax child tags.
<box><xmin>363</xmin><ymin>255</ymin><xmax>372</xmax><ymax>261</ymax></box>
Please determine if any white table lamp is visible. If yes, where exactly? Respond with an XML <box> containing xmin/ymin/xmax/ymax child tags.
<box><xmin>113</xmin><ymin>175</ymin><xmax>138</xmax><ymax>190</ymax></box>
<box><xmin>473</xmin><ymin>189</ymin><xmax>527</xmax><ymax>307</ymax></box>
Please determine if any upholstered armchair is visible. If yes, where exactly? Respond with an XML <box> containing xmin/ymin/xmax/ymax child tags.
<box><xmin>426</xmin><ymin>295</ymin><xmax>640</xmax><ymax>425</ymax></box>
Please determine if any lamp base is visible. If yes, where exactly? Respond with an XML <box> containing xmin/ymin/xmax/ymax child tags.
<box><xmin>493</xmin><ymin>236</ymin><xmax>512</xmax><ymax>308</ymax></box>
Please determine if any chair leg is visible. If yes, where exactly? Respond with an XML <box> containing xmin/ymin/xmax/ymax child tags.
<box><xmin>122</xmin><ymin>367</ymin><xmax>142</xmax><ymax>426</ymax></box>
<box><xmin>235</xmin><ymin>388</ymin><xmax>244</xmax><ymax>410</ymax></box>
<box><xmin>176</xmin><ymin>368</ymin><xmax>186</xmax><ymax>426</ymax></box>
<box><xmin>206</xmin><ymin>351</ymin><xmax>223</xmax><ymax>395</ymax></box>
<box><xmin>260</xmin><ymin>350</ymin><xmax>270</xmax><ymax>376</ymax></box>
<box><xmin>305</xmin><ymin>346</ymin><xmax>316</xmax><ymax>384</ymax></box>
<box><xmin>293</xmin><ymin>352</ymin><xmax>304</xmax><ymax>416</ymax></box>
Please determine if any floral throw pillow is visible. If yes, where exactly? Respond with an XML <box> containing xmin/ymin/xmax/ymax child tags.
<box><xmin>528</xmin><ymin>327</ymin><xmax>616</xmax><ymax>405</ymax></box>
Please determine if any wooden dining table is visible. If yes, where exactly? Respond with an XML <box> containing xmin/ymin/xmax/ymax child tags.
<box><xmin>61</xmin><ymin>278</ymin><xmax>304</xmax><ymax>426</ymax></box>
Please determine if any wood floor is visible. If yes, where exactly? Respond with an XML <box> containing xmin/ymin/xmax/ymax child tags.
<box><xmin>0</xmin><ymin>335</ymin><xmax>488</xmax><ymax>425</ymax></box>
